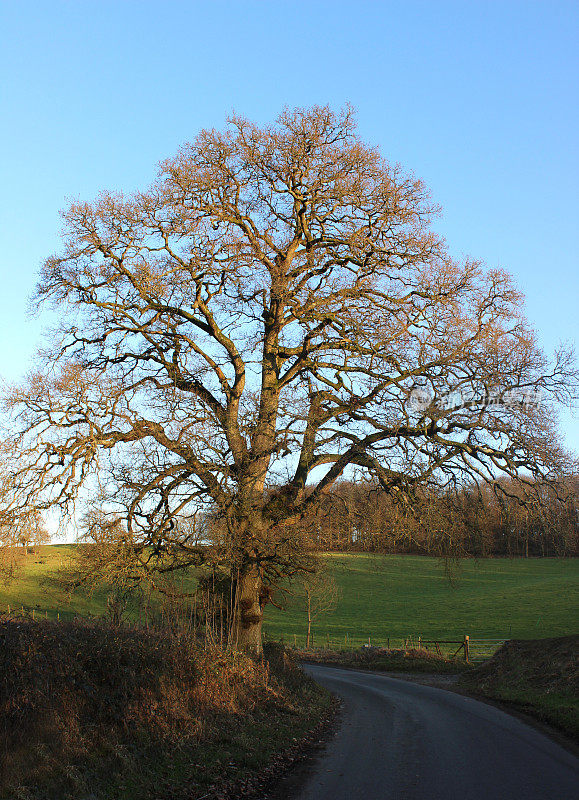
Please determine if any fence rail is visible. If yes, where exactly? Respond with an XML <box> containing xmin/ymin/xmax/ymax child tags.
<box><xmin>283</xmin><ymin>631</ymin><xmax>508</xmax><ymax>663</ymax></box>
<box><xmin>466</xmin><ymin>638</ymin><xmax>508</xmax><ymax>662</ymax></box>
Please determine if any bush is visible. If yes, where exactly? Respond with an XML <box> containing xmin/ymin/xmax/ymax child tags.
<box><xmin>0</xmin><ymin>615</ymin><xmax>323</xmax><ymax>799</ymax></box>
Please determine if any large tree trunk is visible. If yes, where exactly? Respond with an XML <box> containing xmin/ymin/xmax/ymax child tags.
<box><xmin>231</xmin><ymin>566</ymin><xmax>264</xmax><ymax>654</ymax></box>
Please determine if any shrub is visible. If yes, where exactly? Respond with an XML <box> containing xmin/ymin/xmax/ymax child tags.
<box><xmin>0</xmin><ymin>615</ymin><xmax>300</xmax><ymax>798</ymax></box>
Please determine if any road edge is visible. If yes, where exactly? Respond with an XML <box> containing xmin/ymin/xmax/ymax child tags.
<box><xmin>299</xmin><ymin>659</ymin><xmax>578</xmax><ymax>756</ymax></box>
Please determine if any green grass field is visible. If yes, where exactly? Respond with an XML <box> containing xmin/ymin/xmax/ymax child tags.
<box><xmin>2</xmin><ymin>547</ymin><xmax>577</xmax><ymax>655</ymax></box>
<box><xmin>266</xmin><ymin>554</ymin><xmax>578</xmax><ymax>654</ymax></box>
<box><xmin>0</xmin><ymin>545</ymin><xmax>112</xmax><ymax>619</ymax></box>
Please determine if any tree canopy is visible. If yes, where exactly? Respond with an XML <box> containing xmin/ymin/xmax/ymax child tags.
<box><xmin>3</xmin><ymin>106</ymin><xmax>576</xmax><ymax>649</ymax></box>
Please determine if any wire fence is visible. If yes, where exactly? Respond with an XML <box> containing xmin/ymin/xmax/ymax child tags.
<box><xmin>280</xmin><ymin>631</ymin><xmax>507</xmax><ymax>663</ymax></box>
<box><xmin>4</xmin><ymin>605</ymin><xmax>507</xmax><ymax>663</ymax></box>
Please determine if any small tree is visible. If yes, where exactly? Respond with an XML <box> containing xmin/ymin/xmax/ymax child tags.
<box><xmin>3</xmin><ymin>106</ymin><xmax>576</xmax><ymax>651</ymax></box>
<box><xmin>293</xmin><ymin>570</ymin><xmax>339</xmax><ymax>648</ymax></box>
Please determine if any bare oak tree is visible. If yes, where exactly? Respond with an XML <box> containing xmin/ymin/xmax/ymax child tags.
<box><xmin>3</xmin><ymin>106</ymin><xmax>576</xmax><ymax>650</ymax></box>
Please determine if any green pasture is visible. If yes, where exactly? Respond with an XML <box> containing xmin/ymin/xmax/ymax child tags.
<box><xmin>1</xmin><ymin>547</ymin><xmax>577</xmax><ymax>653</ymax></box>
<box><xmin>266</xmin><ymin>554</ymin><xmax>578</xmax><ymax>653</ymax></box>
<box><xmin>0</xmin><ymin>545</ymin><xmax>110</xmax><ymax>619</ymax></box>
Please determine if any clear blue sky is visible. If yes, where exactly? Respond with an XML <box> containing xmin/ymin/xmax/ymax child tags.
<box><xmin>1</xmin><ymin>0</ymin><xmax>577</xmax><ymax>451</ymax></box>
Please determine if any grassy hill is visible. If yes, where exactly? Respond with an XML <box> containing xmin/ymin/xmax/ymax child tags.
<box><xmin>266</xmin><ymin>554</ymin><xmax>579</xmax><ymax>649</ymax></box>
<box><xmin>2</xmin><ymin>547</ymin><xmax>577</xmax><ymax>655</ymax></box>
<box><xmin>0</xmin><ymin>545</ymin><xmax>111</xmax><ymax>619</ymax></box>
<box><xmin>461</xmin><ymin>636</ymin><xmax>579</xmax><ymax>739</ymax></box>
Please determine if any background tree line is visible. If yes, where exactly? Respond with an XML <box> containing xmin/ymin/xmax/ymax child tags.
<box><xmin>301</xmin><ymin>477</ymin><xmax>579</xmax><ymax>558</ymax></box>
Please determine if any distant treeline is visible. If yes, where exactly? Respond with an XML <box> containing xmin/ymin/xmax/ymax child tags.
<box><xmin>302</xmin><ymin>478</ymin><xmax>579</xmax><ymax>558</ymax></box>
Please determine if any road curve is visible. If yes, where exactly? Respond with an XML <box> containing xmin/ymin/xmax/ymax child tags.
<box><xmin>289</xmin><ymin>664</ymin><xmax>578</xmax><ymax>800</ymax></box>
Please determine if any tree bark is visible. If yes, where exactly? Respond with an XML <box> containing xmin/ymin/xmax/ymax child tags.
<box><xmin>231</xmin><ymin>566</ymin><xmax>264</xmax><ymax>654</ymax></box>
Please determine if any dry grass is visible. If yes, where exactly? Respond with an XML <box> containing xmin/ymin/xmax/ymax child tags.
<box><xmin>0</xmin><ymin>614</ymin><xmax>331</xmax><ymax>799</ymax></box>
<box><xmin>295</xmin><ymin>645</ymin><xmax>471</xmax><ymax>673</ymax></box>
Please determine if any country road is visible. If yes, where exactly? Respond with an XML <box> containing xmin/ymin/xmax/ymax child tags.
<box><xmin>280</xmin><ymin>664</ymin><xmax>579</xmax><ymax>800</ymax></box>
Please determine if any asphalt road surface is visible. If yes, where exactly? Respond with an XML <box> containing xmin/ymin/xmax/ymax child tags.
<box><xmin>289</xmin><ymin>664</ymin><xmax>578</xmax><ymax>800</ymax></box>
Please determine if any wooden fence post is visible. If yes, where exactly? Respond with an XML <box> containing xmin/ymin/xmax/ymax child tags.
<box><xmin>464</xmin><ymin>635</ymin><xmax>470</xmax><ymax>663</ymax></box>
